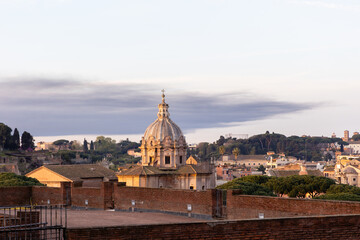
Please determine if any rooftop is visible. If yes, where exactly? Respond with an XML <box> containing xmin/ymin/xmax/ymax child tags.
<box><xmin>66</xmin><ymin>210</ymin><xmax>201</xmax><ymax>228</ymax></box>
<box><xmin>45</xmin><ymin>164</ymin><xmax>117</xmax><ymax>181</ymax></box>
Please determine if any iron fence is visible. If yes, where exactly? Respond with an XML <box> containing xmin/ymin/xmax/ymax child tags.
<box><xmin>0</xmin><ymin>205</ymin><xmax>66</xmax><ymax>240</ymax></box>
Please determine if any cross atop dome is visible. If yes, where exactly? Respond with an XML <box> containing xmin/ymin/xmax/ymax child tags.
<box><xmin>158</xmin><ymin>89</ymin><xmax>169</xmax><ymax>119</ymax></box>
<box><xmin>161</xmin><ymin>89</ymin><xmax>165</xmax><ymax>103</ymax></box>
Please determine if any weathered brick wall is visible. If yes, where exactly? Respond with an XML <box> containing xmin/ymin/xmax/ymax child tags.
<box><xmin>71</xmin><ymin>187</ymin><xmax>103</xmax><ymax>209</ymax></box>
<box><xmin>102</xmin><ymin>182</ymin><xmax>114</xmax><ymax>209</ymax></box>
<box><xmin>32</xmin><ymin>186</ymin><xmax>64</xmax><ymax>205</ymax></box>
<box><xmin>226</xmin><ymin>191</ymin><xmax>360</xmax><ymax>219</ymax></box>
<box><xmin>114</xmin><ymin>186</ymin><xmax>214</xmax><ymax>216</ymax></box>
<box><xmin>66</xmin><ymin>214</ymin><xmax>360</xmax><ymax>240</ymax></box>
<box><xmin>0</xmin><ymin>187</ymin><xmax>32</xmax><ymax>206</ymax></box>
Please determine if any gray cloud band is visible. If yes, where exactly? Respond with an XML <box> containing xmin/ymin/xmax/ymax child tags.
<box><xmin>0</xmin><ymin>78</ymin><xmax>313</xmax><ymax>136</ymax></box>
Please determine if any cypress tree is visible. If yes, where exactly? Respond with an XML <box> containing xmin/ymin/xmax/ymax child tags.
<box><xmin>83</xmin><ymin>139</ymin><xmax>89</xmax><ymax>152</ymax></box>
<box><xmin>21</xmin><ymin>131</ymin><xmax>34</xmax><ymax>150</ymax></box>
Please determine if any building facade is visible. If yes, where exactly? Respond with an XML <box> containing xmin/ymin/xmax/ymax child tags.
<box><xmin>118</xmin><ymin>92</ymin><xmax>215</xmax><ymax>190</ymax></box>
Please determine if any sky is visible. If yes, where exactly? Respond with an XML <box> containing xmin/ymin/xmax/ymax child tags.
<box><xmin>0</xmin><ymin>0</ymin><xmax>359</xmax><ymax>144</ymax></box>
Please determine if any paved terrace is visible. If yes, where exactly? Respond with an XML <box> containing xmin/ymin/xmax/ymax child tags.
<box><xmin>66</xmin><ymin>209</ymin><xmax>202</xmax><ymax>228</ymax></box>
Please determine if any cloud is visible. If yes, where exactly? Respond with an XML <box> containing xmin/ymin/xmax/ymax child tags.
<box><xmin>0</xmin><ymin>78</ymin><xmax>315</xmax><ymax>136</ymax></box>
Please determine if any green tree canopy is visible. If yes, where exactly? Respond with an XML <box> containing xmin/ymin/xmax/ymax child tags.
<box><xmin>53</xmin><ymin>139</ymin><xmax>69</xmax><ymax>146</ymax></box>
<box><xmin>219</xmin><ymin>175</ymin><xmax>335</xmax><ymax>198</ymax></box>
<box><xmin>0</xmin><ymin>173</ymin><xmax>44</xmax><ymax>187</ymax></box>
<box><xmin>216</xmin><ymin>179</ymin><xmax>275</xmax><ymax>197</ymax></box>
<box><xmin>0</xmin><ymin>123</ymin><xmax>12</xmax><ymax>150</ymax></box>
<box><xmin>352</xmin><ymin>134</ymin><xmax>360</xmax><ymax>141</ymax></box>
<box><xmin>83</xmin><ymin>139</ymin><xmax>89</xmax><ymax>152</ymax></box>
<box><xmin>315</xmin><ymin>193</ymin><xmax>360</xmax><ymax>202</ymax></box>
<box><xmin>265</xmin><ymin>175</ymin><xmax>335</xmax><ymax>198</ymax></box>
<box><xmin>9</xmin><ymin>128</ymin><xmax>20</xmax><ymax>150</ymax></box>
<box><xmin>21</xmin><ymin>131</ymin><xmax>35</xmax><ymax>150</ymax></box>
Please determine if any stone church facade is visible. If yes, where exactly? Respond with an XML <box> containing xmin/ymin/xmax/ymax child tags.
<box><xmin>117</xmin><ymin>92</ymin><xmax>215</xmax><ymax>190</ymax></box>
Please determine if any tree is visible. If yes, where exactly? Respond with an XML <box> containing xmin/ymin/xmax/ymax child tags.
<box><xmin>219</xmin><ymin>146</ymin><xmax>225</xmax><ymax>156</ymax></box>
<box><xmin>237</xmin><ymin>175</ymin><xmax>272</xmax><ymax>185</ymax></box>
<box><xmin>315</xmin><ymin>193</ymin><xmax>360</xmax><ymax>202</ymax></box>
<box><xmin>232</xmin><ymin>147</ymin><xmax>240</xmax><ymax>159</ymax></box>
<box><xmin>53</xmin><ymin>139</ymin><xmax>69</xmax><ymax>150</ymax></box>
<box><xmin>9</xmin><ymin>128</ymin><xmax>20</xmax><ymax>150</ymax></box>
<box><xmin>69</xmin><ymin>140</ymin><xmax>82</xmax><ymax>150</ymax></box>
<box><xmin>265</xmin><ymin>175</ymin><xmax>335</xmax><ymax>198</ymax></box>
<box><xmin>216</xmin><ymin>136</ymin><xmax>226</xmax><ymax>146</ymax></box>
<box><xmin>0</xmin><ymin>173</ymin><xmax>44</xmax><ymax>187</ymax></box>
<box><xmin>90</xmin><ymin>140</ymin><xmax>94</xmax><ymax>151</ymax></box>
<box><xmin>21</xmin><ymin>131</ymin><xmax>34</xmax><ymax>150</ymax></box>
<box><xmin>0</xmin><ymin>123</ymin><xmax>12</xmax><ymax>150</ymax></box>
<box><xmin>257</xmin><ymin>165</ymin><xmax>266</xmax><ymax>174</ymax></box>
<box><xmin>216</xmin><ymin>178</ymin><xmax>275</xmax><ymax>196</ymax></box>
<box><xmin>324</xmin><ymin>152</ymin><xmax>333</xmax><ymax>161</ymax></box>
<box><xmin>352</xmin><ymin>134</ymin><xmax>360</xmax><ymax>141</ymax></box>
<box><xmin>83</xmin><ymin>139</ymin><xmax>89</xmax><ymax>152</ymax></box>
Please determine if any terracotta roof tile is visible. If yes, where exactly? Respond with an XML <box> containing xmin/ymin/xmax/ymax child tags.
<box><xmin>46</xmin><ymin>164</ymin><xmax>117</xmax><ymax>181</ymax></box>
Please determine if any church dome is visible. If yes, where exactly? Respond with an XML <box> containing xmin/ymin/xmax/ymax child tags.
<box><xmin>143</xmin><ymin>91</ymin><xmax>184</xmax><ymax>142</ymax></box>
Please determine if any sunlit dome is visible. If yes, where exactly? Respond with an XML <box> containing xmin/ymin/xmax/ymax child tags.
<box><xmin>143</xmin><ymin>91</ymin><xmax>184</xmax><ymax>142</ymax></box>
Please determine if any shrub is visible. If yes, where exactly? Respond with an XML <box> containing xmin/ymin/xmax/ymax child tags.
<box><xmin>0</xmin><ymin>173</ymin><xmax>44</xmax><ymax>187</ymax></box>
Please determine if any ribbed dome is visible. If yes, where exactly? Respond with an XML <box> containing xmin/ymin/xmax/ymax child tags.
<box><xmin>143</xmin><ymin>92</ymin><xmax>184</xmax><ymax>142</ymax></box>
<box><xmin>144</xmin><ymin>118</ymin><xmax>183</xmax><ymax>142</ymax></box>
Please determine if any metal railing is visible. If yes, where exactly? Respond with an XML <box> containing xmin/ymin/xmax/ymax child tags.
<box><xmin>0</xmin><ymin>205</ymin><xmax>67</xmax><ymax>240</ymax></box>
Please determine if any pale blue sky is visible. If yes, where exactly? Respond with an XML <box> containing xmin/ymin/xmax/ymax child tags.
<box><xmin>0</xmin><ymin>0</ymin><xmax>359</xmax><ymax>143</ymax></box>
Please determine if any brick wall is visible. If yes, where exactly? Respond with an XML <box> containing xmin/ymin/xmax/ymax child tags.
<box><xmin>4</xmin><ymin>184</ymin><xmax>360</xmax><ymax>222</ymax></box>
<box><xmin>32</xmin><ymin>186</ymin><xmax>64</xmax><ymax>205</ymax></box>
<box><xmin>66</xmin><ymin>214</ymin><xmax>360</xmax><ymax>240</ymax></box>
<box><xmin>0</xmin><ymin>187</ymin><xmax>32</xmax><ymax>206</ymax></box>
<box><xmin>226</xmin><ymin>190</ymin><xmax>360</xmax><ymax>219</ymax></box>
<box><xmin>71</xmin><ymin>187</ymin><xmax>102</xmax><ymax>209</ymax></box>
<box><xmin>114</xmin><ymin>186</ymin><xmax>214</xmax><ymax>217</ymax></box>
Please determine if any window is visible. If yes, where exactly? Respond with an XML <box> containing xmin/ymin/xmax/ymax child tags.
<box><xmin>202</xmin><ymin>186</ymin><xmax>205</xmax><ymax>190</ymax></box>
<box><xmin>180</xmin><ymin>156</ymin><xmax>183</xmax><ymax>164</ymax></box>
<box><xmin>165</xmin><ymin>156</ymin><xmax>170</xmax><ymax>164</ymax></box>
<box><xmin>190</xmin><ymin>186</ymin><xmax>194</xmax><ymax>190</ymax></box>
<box><xmin>354</xmin><ymin>178</ymin><xmax>356</xmax><ymax>182</ymax></box>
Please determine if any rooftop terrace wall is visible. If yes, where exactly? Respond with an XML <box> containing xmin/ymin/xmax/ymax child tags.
<box><xmin>3</xmin><ymin>184</ymin><xmax>360</xmax><ymax>221</ymax></box>
<box><xmin>226</xmin><ymin>191</ymin><xmax>360</xmax><ymax>219</ymax></box>
<box><xmin>66</xmin><ymin>214</ymin><xmax>360</xmax><ymax>240</ymax></box>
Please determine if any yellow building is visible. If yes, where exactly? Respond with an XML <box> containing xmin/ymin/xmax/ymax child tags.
<box><xmin>26</xmin><ymin>164</ymin><xmax>117</xmax><ymax>187</ymax></box>
<box><xmin>117</xmin><ymin>92</ymin><xmax>215</xmax><ymax>190</ymax></box>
